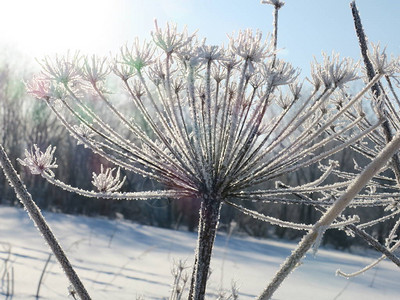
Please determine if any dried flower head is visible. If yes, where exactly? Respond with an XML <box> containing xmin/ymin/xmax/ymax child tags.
<box><xmin>151</xmin><ymin>20</ymin><xmax>196</xmax><ymax>54</ymax></box>
<box><xmin>74</xmin><ymin>123</ymin><xmax>95</xmax><ymax>145</ymax></box>
<box><xmin>25</xmin><ymin>17</ymin><xmax>395</xmax><ymax>299</ymax></box>
<box><xmin>229</xmin><ymin>29</ymin><xmax>273</xmax><ymax>64</ymax></box>
<box><xmin>118</xmin><ymin>38</ymin><xmax>155</xmax><ymax>73</ymax></box>
<box><xmin>92</xmin><ymin>165</ymin><xmax>126</xmax><ymax>193</ymax></box>
<box><xmin>249</xmin><ymin>73</ymin><xmax>265</xmax><ymax>89</ymax></box>
<box><xmin>368</xmin><ymin>42</ymin><xmax>396</xmax><ymax>75</ymax></box>
<box><xmin>26</xmin><ymin>75</ymin><xmax>51</xmax><ymax>100</ymax></box>
<box><xmin>261</xmin><ymin>0</ymin><xmax>285</xmax><ymax>9</ymax></box>
<box><xmin>38</xmin><ymin>51</ymin><xmax>81</xmax><ymax>84</ymax></box>
<box><xmin>131</xmin><ymin>79</ymin><xmax>146</xmax><ymax>98</ymax></box>
<box><xmin>220</xmin><ymin>53</ymin><xmax>240</xmax><ymax>72</ymax></box>
<box><xmin>211</xmin><ymin>65</ymin><xmax>227</xmax><ymax>83</ymax></box>
<box><xmin>26</xmin><ymin>76</ymin><xmax>68</xmax><ymax>101</ymax></box>
<box><xmin>148</xmin><ymin>59</ymin><xmax>167</xmax><ymax>85</ymax></box>
<box><xmin>81</xmin><ymin>55</ymin><xmax>110</xmax><ymax>86</ymax></box>
<box><xmin>289</xmin><ymin>80</ymin><xmax>303</xmax><ymax>99</ymax></box>
<box><xmin>262</xmin><ymin>59</ymin><xmax>299</xmax><ymax>86</ymax></box>
<box><xmin>311</xmin><ymin>52</ymin><xmax>358</xmax><ymax>88</ymax></box>
<box><xmin>196</xmin><ymin>44</ymin><xmax>225</xmax><ymax>64</ymax></box>
<box><xmin>276</xmin><ymin>90</ymin><xmax>293</xmax><ymax>109</ymax></box>
<box><xmin>112</xmin><ymin>56</ymin><xmax>135</xmax><ymax>81</ymax></box>
<box><xmin>18</xmin><ymin>145</ymin><xmax>58</xmax><ymax>177</ymax></box>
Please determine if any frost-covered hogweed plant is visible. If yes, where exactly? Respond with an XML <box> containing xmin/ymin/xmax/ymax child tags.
<box><xmin>16</xmin><ymin>3</ymin><xmax>400</xmax><ymax>300</ymax></box>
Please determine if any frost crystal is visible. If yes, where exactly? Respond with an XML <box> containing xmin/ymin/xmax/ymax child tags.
<box><xmin>18</xmin><ymin>145</ymin><xmax>58</xmax><ymax>177</ymax></box>
<box><xmin>313</xmin><ymin>225</ymin><xmax>328</xmax><ymax>256</ymax></box>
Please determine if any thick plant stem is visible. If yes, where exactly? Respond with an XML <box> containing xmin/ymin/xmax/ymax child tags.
<box><xmin>189</xmin><ymin>197</ymin><xmax>222</xmax><ymax>300</ymax></box>
<box><xmin>0</xmin><ymin>145</ymin><xmax>92</xmax><ymax>300</ymax></box>
<box><xmin>258</xmin><ymin>131</ymin><xmax>400</xmax><ymax>300</ymax></box>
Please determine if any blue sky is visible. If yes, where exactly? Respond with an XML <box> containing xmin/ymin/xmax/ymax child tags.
<box><xmin>1</xmin><ymin>0</ymin><xmax>399</xmax><ymax>75</ymax></box>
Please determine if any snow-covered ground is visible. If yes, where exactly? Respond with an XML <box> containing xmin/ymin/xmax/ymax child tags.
<box><xmin>0</xmin><ymin>205</ymin><xmax>399</xmax><ymax>299</ymax></box>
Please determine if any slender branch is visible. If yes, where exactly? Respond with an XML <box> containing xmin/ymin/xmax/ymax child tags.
<box><xmin>225</xmin><ymin>200</ymin><xmax>359</xmax><ymax>230</ymax></box>
<box><xmin>42</xmin><ymin>172</ymin><xmax>186</xmax><ymax>200</ymax></box>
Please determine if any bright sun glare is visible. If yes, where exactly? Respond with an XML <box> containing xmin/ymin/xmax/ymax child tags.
<box><xmin>0</xmin><ymin>0</ymin><xmax>122</xmax><ymax>57</ymax></box>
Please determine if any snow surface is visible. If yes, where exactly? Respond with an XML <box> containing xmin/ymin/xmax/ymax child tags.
<box><xmin>0</xmin><ymin>205</ymin><xmax>399</xmax><ymax>299</ymax></box>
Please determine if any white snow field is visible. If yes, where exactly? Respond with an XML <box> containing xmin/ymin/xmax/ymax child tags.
<box><xmin>0</xmin><ymin>205</ymin><xmax>399</xmax><ymax>299</ymax></box>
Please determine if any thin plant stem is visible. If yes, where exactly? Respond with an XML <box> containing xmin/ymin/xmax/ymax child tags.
<box><xmin>351</xmin><ymin>0</ymin><xmax>400</xmax><ymax>183</ymax></box>
<box><xmin>275</xmin><ymin>182</ymin><xmax>400</xmax><ymax>266</ymax></box>
<box><xmin>36</xmin><ymin>253</ymin><xmax>52</xmax><ymax>299</ymax></box>
<box><xmin>0</xmin><ymin>144</ymin><xmax>91</xmax><ymax>300</ymax></box>
<box><xmin>258</xmin><ymin>130</ymin><xmax>400</xmax><ymax>300</ymax></box>
<box><xmin>271</xmin><ymin>2</ymin><xmax>279</xmax><ymax>67</ymax></box>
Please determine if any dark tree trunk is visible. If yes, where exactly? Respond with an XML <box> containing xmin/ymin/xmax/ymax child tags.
<box><xmin>188</xmin><ymin>196</ymin><xmax>222</xmax><ymax>300</ymax></box>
